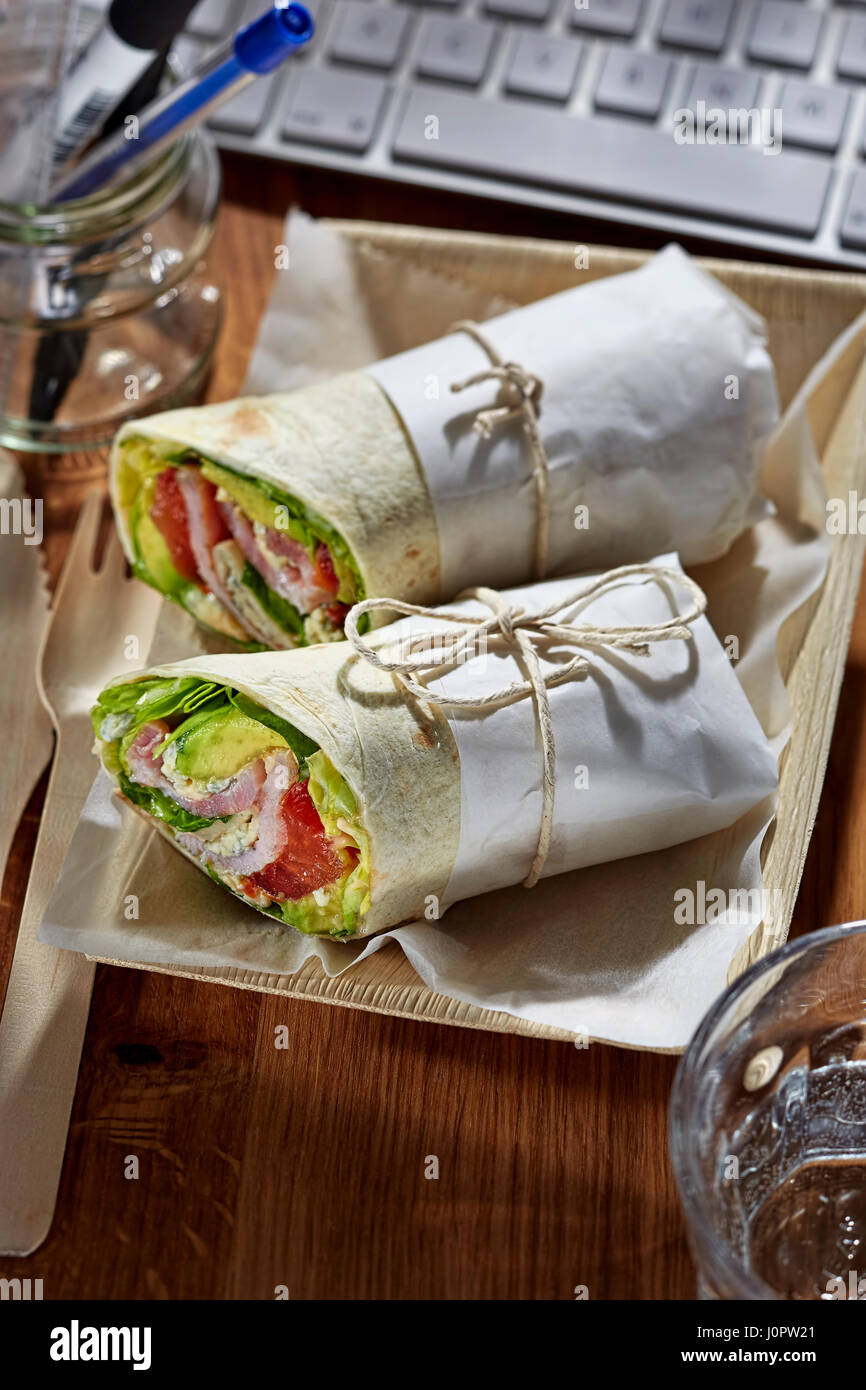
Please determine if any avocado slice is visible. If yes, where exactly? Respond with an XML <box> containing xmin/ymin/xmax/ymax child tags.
<box><xmin>131</xmin><ymin>476</ymin><xmax>190</xmax><ymax>600</ymax></box>
<box><xmin>171</xmin><ymin>706</ymin><xmax>288</xmax><ymax>780</ymax></box>
<box><xmin>116</xmin><ymin>436</ymin><xmax>168</xmax><ymax>507</ymax></box>
<box><xmin>199</xmin><ymin>458</ymin><xmax>315</xmax><ymax>556</ymax></box>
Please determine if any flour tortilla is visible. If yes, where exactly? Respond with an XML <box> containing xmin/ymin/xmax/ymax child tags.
<box><xmin>110</xmin><ymin>372</ymin><xmax>442</xmax><ymax>610</ymax></box>
<box><xmin>103</xmin><ymin>642</ymin><xmax>460</xmax><ymax>937</ymax></box>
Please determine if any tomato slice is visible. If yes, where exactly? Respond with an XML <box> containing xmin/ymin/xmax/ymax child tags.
<box><xmin>326</xmin><ymin>603</ymin><xmax>349</xmax><ymax>631</ymax></box>
<box><xmin>150</xmin><ymin>468</ymin><xmax>200</xmax><ymax>584</ymax></box>
<box><xmin>314</xmin><ymin>544</ymin><xmax>340</xmax><ymax>596</ymax></box>
<box><xmin>251</xmin><ymin>780</ymin><xmax>350</xmax><ymax>902</ymax></box>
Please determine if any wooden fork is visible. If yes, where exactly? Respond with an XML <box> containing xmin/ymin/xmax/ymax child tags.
<box><xmin>0</xmin><ymin>492</ymin><xmax>160</xmax><ymax>1255</ymax></box>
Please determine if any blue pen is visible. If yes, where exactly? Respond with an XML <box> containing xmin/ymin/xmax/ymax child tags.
<box><xmin>51</xmin><ymin>2</ymin><xmax>314</xmax><ymax>203</ymax></box>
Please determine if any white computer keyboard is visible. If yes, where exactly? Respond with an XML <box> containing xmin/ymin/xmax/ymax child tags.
<box><xmin>105</xmin><ymin>0</ymin><xmax>866</xmax><ymax>267</ymax></box>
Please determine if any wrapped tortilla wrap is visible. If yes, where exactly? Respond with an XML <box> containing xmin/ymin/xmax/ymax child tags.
<box><xmin>91</xmin><ymin>555</ymin><xmax>779</xmax><ymax>941</ymax></box>
<box><xmin>110</xmin><ymin>245</ymin><xmax>778</xmax><ymax>650</ymax></box>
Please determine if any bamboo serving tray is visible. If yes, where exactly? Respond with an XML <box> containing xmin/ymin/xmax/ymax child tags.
<box><xmin>89</xmin><ymin>223</ymin><xmax>866</xmax><ymax>1047</ymax></box>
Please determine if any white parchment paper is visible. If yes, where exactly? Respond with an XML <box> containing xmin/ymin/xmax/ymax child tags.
<box><xmin>368</xmin><ymin>244</ymin><xmax>778</xmax><ymax>590</ymax></box>
<box><xmin>39</xmin><ymin>215</ymin><xmax>837</xmax><ymax>1050</ymax></box>
<box><xmin>383</xmin><ymin>558</ymin><xmax>779</xmax><ymax>905</ymax></box>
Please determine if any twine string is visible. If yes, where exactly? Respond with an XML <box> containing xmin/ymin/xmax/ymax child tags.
<box><xmin>344</xmin><ymin>564</ymin><xmax>707</xmax><ymax>889</ymax></box>
<box><xmin>449</xmin><ymin>319</ymin><xmax>550</xmax><ymax>580</ymax></box>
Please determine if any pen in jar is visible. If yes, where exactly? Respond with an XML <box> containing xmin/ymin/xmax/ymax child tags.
<box><xmin>52</xmin><ymin>3</ymin><xmax>315</xmax><ymax>204</ymax></box>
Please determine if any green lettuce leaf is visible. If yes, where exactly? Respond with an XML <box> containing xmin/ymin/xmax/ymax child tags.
<box><xmin>93</xmin><ymin>676</ymin><xmax>319</xmax><ymax>774</ymax></box>
<box><xmin>92</xmin><ymin>677</ymin><xmax>217</xmax><ymax>743</ymax></box>
<box><xmin>92</xmin><ymin>677</ymin><xmax>229</xmax><ymax>753</ymax></box>
<box><xmin>306</xmin><ymin>750</ymin><xmax>370</xmax><ymax>933</ymax></box>
<box><xmin>240</xmin><ymin>562</ymin><xmax>305</xmax><ymax>638</ymax></box>
<box><xmin>118</xmin><ymin>772</ymin><xmax>230</xmax><ymax>833</ymax></box>
<box><xmin>272</xmin><ymin>882</ymin><xmax>357</xmax><ymax>938</ymax></box>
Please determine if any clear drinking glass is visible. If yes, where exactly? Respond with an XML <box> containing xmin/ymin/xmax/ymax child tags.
<box><xmin>670</xmin><ymin>922</ymin><xmax>866</xmax><ymax>1300</ymax></box>
<box><xmin>0</xmin><ymin>8</ymin><xmax>223</xmax><ymax>452</ymax></box>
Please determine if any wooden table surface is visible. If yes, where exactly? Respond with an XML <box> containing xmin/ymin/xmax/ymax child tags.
<box><xmin>1</xmin><ymin>154</ymin><xmax>863</xmax><ymax>1302</ymax></box>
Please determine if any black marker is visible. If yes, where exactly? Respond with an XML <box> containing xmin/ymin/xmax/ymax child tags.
<box><xmin>50</xmin><ymin>0</ymin><xmax>201</xmax><ymax>174</ymax></box>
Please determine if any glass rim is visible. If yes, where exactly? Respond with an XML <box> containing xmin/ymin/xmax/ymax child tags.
<box><xmin>0</xmin><ymin>136</ymin><xmax>192</xmax><ymax>233</ymax></box>
<box><xmin>0</xmin><ymin>39</ymin><xmax>191</xmax><ymax>234</ymax></box>
<box><xmin>668</xmin><ymin>919</ymin><xmax>866</xmax><ymax>1300</ymax></box>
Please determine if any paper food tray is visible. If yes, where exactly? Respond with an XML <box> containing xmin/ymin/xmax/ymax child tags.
<box><xmin>79</xmin><ymin>223</ymin><xmax>866</xmax><ymax>1049</ymax></box>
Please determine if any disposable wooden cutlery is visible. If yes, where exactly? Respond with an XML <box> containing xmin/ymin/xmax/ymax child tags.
<box><xmin>0</xmin><ymin>492</ymin><xmax>159</xmax><ymax>1255</ymax></box>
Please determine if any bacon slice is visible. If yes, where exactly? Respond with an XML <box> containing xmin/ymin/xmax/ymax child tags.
<box><xmin>126</xmin><ymin>720</ymin><xmax>268</xmax><ymax>817</ymax></box>
<box><xmin>124</xmin><ymin>720</ymin><xmax>169</xmax><ymax>787</ymax></box>
<box><xmin>124</xmin><ymin>725</ymin><xmax>348</xmax><ymax>903</ymax></box>
<box><xmin>218</xmin><ymin>499</ymin><xmax>338</xmax><ymax>616</ymax></box>
<box><xmin>175</xmin><ymin>753</ymin><xmax>296</xmax><ymax>874</ymax></box>
<box><xmin>150</xmin><ymin>467</ymin><xmax>346</xmax><ymax>641</ymax></box>
<box><xmin>174</xmin><ymin>468</ymin><xmax>258</xmax><ymax>634</ymax></box>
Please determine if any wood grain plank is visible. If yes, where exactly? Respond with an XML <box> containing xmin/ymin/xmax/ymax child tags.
<box><xmin>223</xmin><ymin>997</ymin><xmax>683</xmax><ymax>1300</ymax></box>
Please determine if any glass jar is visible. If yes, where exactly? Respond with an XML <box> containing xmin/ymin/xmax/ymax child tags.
<box><xmin>0</xmin><ymin>130</ymin><xmax>223</xmax><ymax>452</ymax></box>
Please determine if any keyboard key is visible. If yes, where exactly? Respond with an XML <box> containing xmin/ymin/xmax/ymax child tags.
<box><xmin>415</xmin><ymin>17</ymin><xmax>498</xmax><ymax>86</ymax></box>
<box><xmin>660</xmin><ymin>0</ymin><xmax>736</xmax><ymax>54</ymax></box>
<box><xmin>188</xmin><ymin>0</ymin><xmax>238</xmax><ymax>38</ymax></box>
<box><xmin>282</xmin><ymin>68</ymin><xmax>387</xmax><ymax>151</ymax></box>
<box><xmin>840</xmin><ymin>169</ymin><xmax>866</xmax><ymax>248</ymax></box>
<box><xmin>570</xmin><ymin>0</ymin><xmax>643</xmax><ymax>38</ymax></box>
<box><xmin>778</xmin><ymin>80</ymin><xmax>849</xmax><ymax>154</ymax></box>
<box><xmin>392</xmin><ymin>87</ymin><xmax>832</xmax><ymax>237</ymax></box>
<box><xmin>485</xmin><ymin>0</ymin><xmax>551</xmax><ymax>18</ymax></box>
<box><xmin>838</xmin><ymin>16</ymin><xmax>866</xmax><ymax>81</ymax></box>
<box><xmin>329</xmin><ymin>2</ymin><xmax>412</xmax><ymax>71</ymax></box>
<box><xmin>505</xmin><ymin>33</ymin><xmax>582</xmax><ymax>102</ymax></box>
<box><xmin>595</xmin><ymin>49</ymin><xmax>672</xmax><ymax>119</ymax></box>
<box><xmin>684</xmin><ymin>64</ymin><xmax>760</xmax><ymax>112</ymax></box>
<box><xmin>209</xmin><ymin>73</ymin><xmax>278</xmax><ymax>135</ymax></box>
<box><xmin>748</xmin><ymin>2</ymin><xmax>823</xmax><ymax>71</ymax></box>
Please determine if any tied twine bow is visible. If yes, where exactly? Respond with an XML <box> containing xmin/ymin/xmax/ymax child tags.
<box><xmin>344</xmin><ymin>563</ymin><xmax>707</xmax><ymax>890</ymax></box>
<box><xmin>449</xmin><ymin>320</ymin><xmax>550</xmax><ymax>579</ymax></box>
